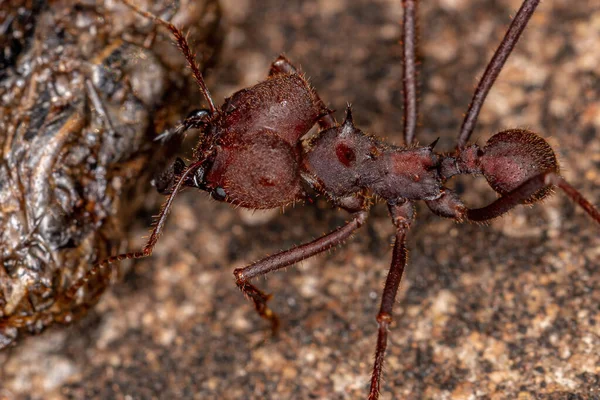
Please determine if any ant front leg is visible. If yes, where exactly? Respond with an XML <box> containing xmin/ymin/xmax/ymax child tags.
<box><xmin>152</xmin><ymin>157</ymin><xmax>195</xmax><ymax>194</ymax></box>
<box><xmin>46</xmin><ymin>158</ymin><xmax>210</xmax><ymax>321</ymax></box>
<box><xmin>368</xmin><ymin>201</ymin><xmax>414</xmax><ymax>400</ymax></box>
<box><xmin>268</xmin><ymin>55</ymin><xmax>337</xmax><ymax>130</ymax></box>
<box><xmin>233</xmin><ymin>210</ymin><xmax>368</xmax><ymax>334</ymax></box>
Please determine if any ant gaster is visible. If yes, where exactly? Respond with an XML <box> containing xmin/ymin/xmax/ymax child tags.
<box><xmin>41</xmin><ymin>0</ymin><xmax>600</xmax><ymax>398</ymax></box>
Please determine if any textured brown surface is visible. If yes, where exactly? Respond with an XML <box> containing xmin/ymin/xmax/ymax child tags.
<box><xmin>0</xmin><ymin>0</ymin><xmax>221</xmax><ymax>350</ymax></box>
<box><xmin>1</xmin><ymin>0</ymin><xmax>599</xmax><ymax>399</ymax></box>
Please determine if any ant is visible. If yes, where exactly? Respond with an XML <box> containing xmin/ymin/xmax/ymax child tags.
<box><xmin>17</xmin><ymin>0</ymin><xmax>598</xmax><ymax>398</ymax></box>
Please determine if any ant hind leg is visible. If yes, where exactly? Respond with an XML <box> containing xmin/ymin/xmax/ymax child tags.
<box><xmin>456</xmin><ymin>0</ymin><xmax>541</xmax><ymax>148</ymax></box>
<box><xmin>368</xmin><ymin>201</ymin><xmax>413</xmax><ymax>400</ymax></box>
<box><xmin>466</xmin><ymin>171</ymin><xmax>600</xmax><ymax>224</ymax></box>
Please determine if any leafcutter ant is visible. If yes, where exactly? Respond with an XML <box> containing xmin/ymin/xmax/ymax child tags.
<box><xmin>9</xmin><ymin>0</ymin><xmax>598</xmax><ymax>398</ymax></box>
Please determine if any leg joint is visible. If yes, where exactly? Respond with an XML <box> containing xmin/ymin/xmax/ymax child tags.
<box><xmin>544</xmin><ymin>171</ymin><xmax>560</xmax><ymax>186</ymax></box>
<box><xmin>233</xmin><ymin>268</ymin><xmax>245</xmax><ymax>284</ymax></box>
<box><xmin>376</xmin><ymin>312</ymin><xmax>392</xmax><ymax>324</ymax></box>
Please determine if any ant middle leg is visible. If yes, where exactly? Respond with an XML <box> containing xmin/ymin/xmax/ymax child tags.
<box><xmin>233</xmin><ymin>210</ymin><xmax>368</xmax><ymax>334</ymax></box>
<box><xmin>368</xmin><ymin>201</ymin><xmax>414</xmax><ymax>400</ymax></box>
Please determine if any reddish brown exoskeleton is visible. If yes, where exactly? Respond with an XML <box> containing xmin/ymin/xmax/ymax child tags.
<box><xmin>12</xmin><ymin>0</ymin><xmax>599</xmax><ymax>398</ymax></box>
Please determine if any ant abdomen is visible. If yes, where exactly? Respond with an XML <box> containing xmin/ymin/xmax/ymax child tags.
<box><xmin>480</xmin><ymin>129</ymin><xmax>559</xmax><ymax>203</ymax></box>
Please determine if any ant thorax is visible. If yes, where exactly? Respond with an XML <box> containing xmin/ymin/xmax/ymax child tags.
<box><xmin>304</xmin><ymin>111</ymin><xmax>443</xmax><ymax>203</ymax></box>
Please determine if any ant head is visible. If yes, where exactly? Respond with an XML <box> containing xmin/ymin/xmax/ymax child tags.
<box><xmin>180</xmin><ymin>72</ymin><xmax>329</xmax><ymax>210</ymax></box>
<box><xmin>198</xmin><ymin>133</ymin><xmax>305</xmax><ymax>209</ymax></box>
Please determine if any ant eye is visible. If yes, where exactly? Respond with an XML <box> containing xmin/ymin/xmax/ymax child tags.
<box><xmin>211</xmin><ymin>186</ymin><xmax>227</xmax><ymax>201</ymax></box>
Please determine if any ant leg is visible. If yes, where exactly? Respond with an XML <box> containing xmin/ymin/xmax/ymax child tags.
<box><xmin>402</xmin><ymin>0</ymin><xmax>417</xmax><ymax>145</ymax></box>
<box><xmin>457</xmin><ymin>0</ymin><xmax>540</xmax><ymax>148</ymax></box>
<box><xmin>269</xmin><ymin>55</ymin><xmax>337</xmax><ymax>130</ymax></box>
<box><xmin>121</xmin><ymin>0</ymin><xmax>216</xmax><ymax>114</ymax></box>
<box><xmin>467</xmin><ymin>172</ymin><xmax>600</xmax><ymax>224</ymax></box>
<box><xmin>233</xmin><ymin>211</ymin><xmax>368</xmax><ymax>333</ymax></box>
<box><xmin>368</xmin><ymin>201</ymin><xmax>413</xmax><ymax>400</ymax></box>
<box><xmin>49</xmin><ymin>158</ymin><xmax>208</xmax><ymax>317</ymax></box>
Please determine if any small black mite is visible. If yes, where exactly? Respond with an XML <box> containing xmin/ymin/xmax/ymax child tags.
<box><xmin>4</xmin><ymin>0</ymin><xmax>598</xmax><ymax>398</ymax></box>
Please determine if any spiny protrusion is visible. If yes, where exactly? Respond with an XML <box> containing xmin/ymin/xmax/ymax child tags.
<box><xmin>341</xmin><ymin>105</ymin><xmax>355</xmax><ymax>135</ymax></box>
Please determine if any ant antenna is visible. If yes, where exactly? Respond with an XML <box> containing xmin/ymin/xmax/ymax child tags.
<box><xmin>121</xmin><ymin>0</ymin><xmax>217</xmax><ymax>114</ymax></box>
<box><xmin>59</xmin><ymin>158</ymin><xmax>208</xmax><ymax>304</ymax></box>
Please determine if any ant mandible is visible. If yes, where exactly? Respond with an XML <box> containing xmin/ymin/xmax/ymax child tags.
<box><xmin>53</xmin><ymin>0</ymin><xmax>600</xmax><ymax>398</ymax></box>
